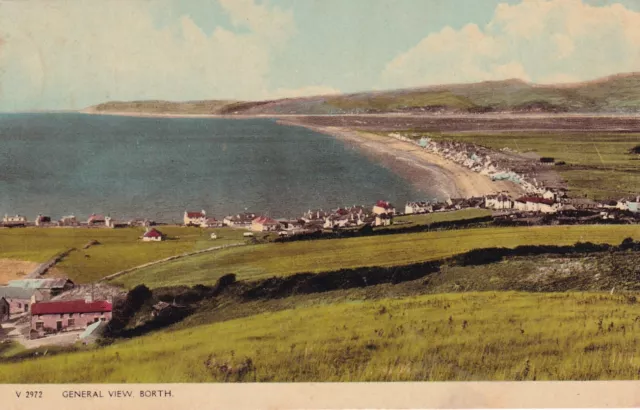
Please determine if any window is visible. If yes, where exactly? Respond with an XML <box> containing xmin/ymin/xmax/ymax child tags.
<box><xmin>35</xmin><ymin>322</ymin><xmax>44</xmax><ymax>330</ymax></box>
<box><xmin>60</xmin><ymin>314</ymin><xmax>64</xmax><ymax>318</ymax></box>
<box><xmin>17</xmin><ymin>303</ymin><xmax>21</xmax><ymax>308</ymax></box>
<box><xmin>68</xmin><ymin>319</ymin><xmax>75</xmax><ymax>327</ymax></box>
<box><xmin>69</xmin><ymin>313</ymin><xmax>74</xmax><ymax>318</ymax></box>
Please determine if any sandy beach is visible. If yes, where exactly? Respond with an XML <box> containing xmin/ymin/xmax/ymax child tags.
<box><xmin>279</xmin><ymin>118</ymin><xmax>524</xmax><ymax>199</ymax></box>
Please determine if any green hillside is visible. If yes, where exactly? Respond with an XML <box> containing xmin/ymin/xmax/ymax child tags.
<box><xmin>6</xmin><ymin>291</ymin><xmax>640</xmax><ymax>382</ymax></box>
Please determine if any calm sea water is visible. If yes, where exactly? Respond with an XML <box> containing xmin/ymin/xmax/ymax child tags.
<box><xmin>0</xmin><ymin>113</ymin><xmax>434</xmax><ymax>222</ymax></box>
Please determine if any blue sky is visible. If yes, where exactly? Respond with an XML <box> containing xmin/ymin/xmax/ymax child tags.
<box><xmin>1</xmin><ymin>0</ymin><xmax>640</xmax><ymax>110</ymax></box>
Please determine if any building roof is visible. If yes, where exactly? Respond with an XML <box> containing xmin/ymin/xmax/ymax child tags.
<box><xmin>0</xmin><ymin>286</ymin><xmax>38</xmax><ymax>299</ymax></box>
<box><xmin>143</xmin><ymin>228</ymin><xmax>163</xmax><ymax>238</ymax></box>
<box><xmin>375</xmin><ymin>200</ymin><xmax>394</xmax><ymax>209</ymax></box>
<box><xmin>7</xmin><ymin>278</ymin><xmax>73</xmax><ymax>290</ymax></box>
<box><xmin>31</xmin><ymin>299</ymin><xmax>112</xmax><ymax>315</ymax></box>
<box><xmin>515</xmin><ymin>196</ymin><xmax>556</xmax><ymax>206</ymax></box>
<box><xmin>186</xmin><ymin>211</ymin><xmax>205</xmax><ymax>218</ymax></box>
<box><xmin>88</xmin><ymin>214</ymin><xmax>105</xmax><ymax>221</ymax></box>
<box><xmin>253</xmin><ymin>216</ymin><xmax>278</xmax><ymax>225</ymax></box>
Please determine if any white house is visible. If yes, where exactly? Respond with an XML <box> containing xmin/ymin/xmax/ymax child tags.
<box><xmin>59</xmin><ymin>215</ymin><xmax>78</xmax><ymax>226</ymax></box>
<box><xmin>373</xmin><ymin>200</ymin><xmax>395</xmax><ymax>216</ymax></box>
<box><xmin>142</xmin><ymin>228</ymin><xmax>164</xmax><ymax>242</ymax></box>
<box><xmin>184</xmin><ymin>210</ymin><xmax>207</xmax><ymax>226</ymax></box>
<box><xmin>34</xmin><ymin>215</ymin><xmax>52</xmax><ymax>226</ymax></box>
<box><xmin>374</xmin><ymin>213</ymin><xmax>393</xmax><ymax>227</ymax></box>
<box><xmin>223</xmin><ymin>212</ymin><xmax>257</xmax><ymax>227</ymax></box>
<box><xmin>514</xmin><ymin>197</ymin><xmax>559</xmax><ymax>213</ymax></box>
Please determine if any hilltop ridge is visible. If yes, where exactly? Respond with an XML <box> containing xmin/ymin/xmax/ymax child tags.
<box><xmin>84</xmin><ymin>72</ymin><xmax>640</xmax><ymax>116</ymax></box>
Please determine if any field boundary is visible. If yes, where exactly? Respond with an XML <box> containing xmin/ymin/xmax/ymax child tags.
<box><xmin>98</xmin><ymin>242</ymin><xmax>246</xmax><ymax>283</ymax></box>
<box><xmin>26</xmin><ymin>248</ymin><xmax>76</xmax><ymax>278</ymax></box>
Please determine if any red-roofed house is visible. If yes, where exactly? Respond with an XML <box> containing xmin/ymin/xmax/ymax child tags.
<box><xmin>184</xmin><ymin>210</ymin><xmax>207</xmax><ymax>226</ymax></box>
<box><xmin>373</xmin><ymin>200</ymin><xmax>396</xmax><ymax>216</ymax></box>
<box><xmin>142</xmin><ymin>228</ymin><xmax>165</xmax><ymax>242</ymax></box>
<box><xmin>30</xmin><ymin>299</ymin><xmax>112</xmax><ymax>336</ymax></box>
<box><xmin>87</xmin><ymin>214</ymin><xmax>106</xmax><ymax>226</ymax></box>
<box><xmin>251</xmin><ymin>216</ymin><xmax>280</xmax><ymax>232</ymax></box>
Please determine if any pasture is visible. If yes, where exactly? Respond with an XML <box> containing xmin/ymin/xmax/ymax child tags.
<box><xmin>112</xmin><ymin>225</ymin><xmax>640</xmax><ymax>289</ymax></box>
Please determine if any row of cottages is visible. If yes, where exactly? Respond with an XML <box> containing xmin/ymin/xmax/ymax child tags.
<box><xmin>0</xmin><ymin>287</ymin><xmax>44</xmax><ymax>315</ymax></box>
<box><xmin>513</xmin><ymin>196</ymin><xmax>560</xmax><ymax>213</ymax></box>
<box><xmin>30</xmin><ymin>299</ymin><xmax>112</xmax><ymax>338</ymax></box>
<box><xmin>2</xmin><ymin>214</ymin><xmax>27</xmax><ymax>227</ymax></box>
<box><xmin>405</xmin><ymin>201</ymin><xmax>433</xmax><ymax>214</ymax></box>
<box><xmin>485</xmin><ymin>193</ymin><xmax>514</xmax><ymax>210</ymax></box>
<box><xmin>7</xmin><ymin>278</ymin><xmax>75</xmax><ymax>300</ymax></box>
<box><xmin>224</xmin><ymin>212</ymin><xmax>257</xmax><ymax>228</ymax></box>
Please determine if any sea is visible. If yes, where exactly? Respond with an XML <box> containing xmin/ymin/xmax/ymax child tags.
<box><xmin>0</xmin><ymin>113</ymin><xmax>436</xmax><ymax>223</ymax></box>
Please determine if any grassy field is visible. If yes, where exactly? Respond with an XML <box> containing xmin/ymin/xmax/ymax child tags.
<box><xmin>0</xmin><ymin>227</ymin><xmax>249</xmax><ymax>283</ymax></box>
<box><xmin>394</xmin><ymin>208</ymin><xmax>491</xmax><ymax>227</ymax></box>
<box><xmin>6</xmin><ymin>291</ymin><xmax>640</xmax><ymax>382</ymax></box>
<box><xmin>420</xmin><ymin>132</ymin><xmax>640</xmax><ymax>199</ymax></box>
<box><xmin>113</xmin><ymin>225</ymin><xmax>640</xmax><ymax>289</ymax></box>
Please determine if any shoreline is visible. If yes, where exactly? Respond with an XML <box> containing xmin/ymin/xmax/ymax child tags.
<box><xmin>277</xmin><ymin>118</ymin><xmax>524</xmax><ymax>199</ymax></box>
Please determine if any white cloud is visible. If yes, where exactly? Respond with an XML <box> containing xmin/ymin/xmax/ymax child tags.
<box><xmin>381</xmin><ymin>0</ymin><xmax>640</xmax><ymax>88</ymax></box>
<box><xmin>0</xmin><ymin>0</ymin><xmax>296</xmax><ymax>110</ymax></box>
<box><xmin>270</xmin><ymin>86</ymin><xmax>342</xmax><ymax>99</ymax></box>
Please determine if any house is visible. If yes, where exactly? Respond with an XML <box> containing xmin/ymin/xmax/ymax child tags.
<box><xmin>0</xmin><ymin>287</ymin><xmax>44</xmax><ymax>314</ymax></box>
<box><xmin>375</xmin><ymin>213</ymin><xmax>393</xmax><ymax>227</ymax></box>
<box><xmin>35</xmin><ymin>214</ymin><xmax>52</xmax><ymax>226</ymax></box>
<box><xmin>0</xmin><ymin>297</ymin><xmax>9</xmax><ymax>322</ymax></box>
<box><xmin>542</xmin><ymin>188</ymin><xmax>568</xmax><ymax>202</ymax></box>
<box><xmin>30</xmin><ymin>299</ymin><xmax>112</xmax><ymax>337</ymax></box>
<box><xmin>87</xmin><ymin>214</ymin><xmax>106</xmax><ymax>226</ymax></box>
<box><xmin>59</xmin><ymin>215</ymin><xmax>78</xmax><ymax>226</ymax></box>
<box><xmin>200</xmin><ymin>217</ymin><xmax>222</xmax><ymax>228</ymax></box>
<box><xmin>405</xmin><ymin>201</ymin><xmax>432</xmax><ymax>214</ymax></box>
<box><xmin>373</xmin><ymin>200</ymin><xmax>396</xmax><ymax>216</ymax></box>
<box><xmin>251</xmin><ymin>216</ymin><xmax>280</xmax><ymax>232</ymax></box>
<box><xmin>142</xmin><ymin>228</ymin><xmax>164</xmax><ymax>242</ymax></box>
<box><xmin>7</xmin><ymin>278</ymin><xmax>75</xmax><ymax>299</ymax></box>
<box><xmin>539</xmin><ymin>157</ymin><xmax>555</xmax><ymax>165</ymax></box>
<box><xmin>184</xmin><ymin>210</ymin><xmax>207</xmax><ymax>226</ymax></box>
<box><xmin>223</xmin><ymin>212</ymin><xmax>257</xmax><ymax>227</ymax></box>
<box><xmin>128</xmin><ymin>218</ymin><xmax>154</xmax><ymax>228</ymax></box>
<box><xmin>485</xmin><ymin>193</ymin><xmax>513</xmax><ymax>210</ymax></box>
<box><xmin>618</xmin><ymin>195</ymin><xmax>640</xmax><ymax>213</ymax></box>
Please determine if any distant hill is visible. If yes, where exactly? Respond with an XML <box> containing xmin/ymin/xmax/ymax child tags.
<box><xmin>85</xmin><ymin>72</ymin><xmax>640</xmax><ymax>115</ymax></box>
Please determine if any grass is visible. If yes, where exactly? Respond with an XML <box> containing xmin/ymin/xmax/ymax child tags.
<box><xmin>415</xmin><ymin>132</ymin><xmax>640</xmax><ymax>200</ymax></box>
<box><xmin>326</xmin><ymin>91</ymin><xmax>476</xmax><ymax>112</ymax></box>
<box><xmin>394</xmin><ymin>208</ymin><xmax>491</xmax><ymax>227</ymax></box>
<box><xmin>6</xmin><ymin>291</ymin><xmax>640</xmax><ymax>381</ymax></box>
<box><xmin>112</xmin><ymin>225</ymin><xmax>640</xmax><ymax>289</ymax></box>
<box><xmin>0</xmin><ymin>227</ymin><xmax>249</xmax><ymax>283</ymax></box>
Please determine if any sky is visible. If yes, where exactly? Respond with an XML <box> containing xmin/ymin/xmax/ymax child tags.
<box><xmin>1</xmin><ymin>0</ymin><xmax>640</xmax><ymax>111</ymax></box>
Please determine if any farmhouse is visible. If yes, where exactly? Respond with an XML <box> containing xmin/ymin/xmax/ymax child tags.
<box><xmin>373</xmin><ymin>200</ymin><xmax>396</xmax><ymax>216</ymax></box>
<box><xmin>0</xmin><ymin>287</ymin><xmax>44</xmax><ymax>315</ymax></box>
<box><xmin>30</xmin><ymin>299</ymin><xmax>112</xmax><ymax>337</ymax></box>
<box><xmin>8</xmin><ymin>278</ymin><xmax>75</xmax><ymax>299</ymax></box>
<box><xmin>617</xmin><ymin>196</ymin><xmax>640</xmax><ymax>213</ymax></box>
<box><xmin>201</xmin><ymin>217</ymin><xmax>222</xmax><ymax>228</ymax></box>
<box><xmin>183</xmin><ymin>210</ymin><xmax>207</xmax><ymax>226</ymax></box>
<box><xmin>3</xmin><ymin>214</ymin><xmax>27</xmax><ymax>224</ymax></box>
<box><xmin>251</xmin><ymin>216</ymin><xmax>280</xmax><ymax>232</ymax></box>
<box><xmin>0</xmin><ymin>297</ymin><xmax>9</xmax><ymax>322</ymax></box>
<box><xmin>142</xmin><ymin>228</ymin><xmax>165</xmax><ymax>242</ymax></box>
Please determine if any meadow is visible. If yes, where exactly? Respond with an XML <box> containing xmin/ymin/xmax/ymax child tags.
<box><xmin>393</xmin><ymin>208</ymin><xmax>491</xmax><ymax>227</ymax></box>
<box><xmin>5</xmin><ymin>291</ymin><xmax>640</xmax><ymax>382</ymax></box>
<box><xmin>0</xmin><ymin>227</ymin><xmax>248</xmax><ymax>283</ymax></box>
<box><xmin>112</xmin><ymin>225</ymin><xmax>640</xmax><ymax>289</ymax></box>
<box><xmin>421</xmin><ymin>131</ymin><xmax>640</xmax><ymax>200</ymax></box>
